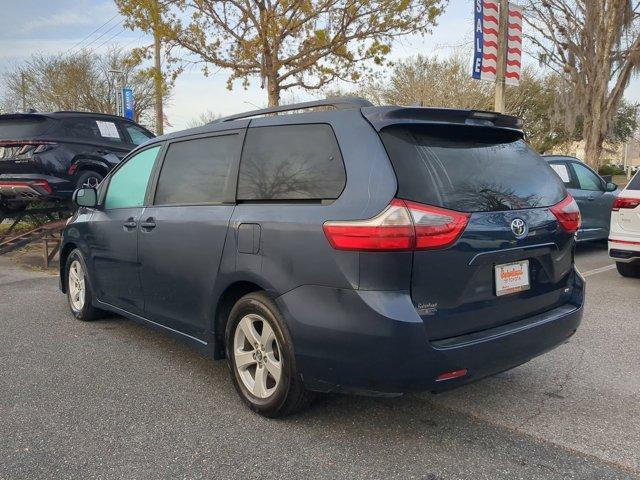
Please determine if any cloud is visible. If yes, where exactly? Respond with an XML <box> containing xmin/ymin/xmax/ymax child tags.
<box><xmin>21</xmin><ymin>12</ymin><xmax>94</xmax><ymax>33</ymax></box>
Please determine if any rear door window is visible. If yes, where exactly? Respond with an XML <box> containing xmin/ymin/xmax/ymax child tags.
<box><xmin>379</xmin><ymin>124</ymin><xmax>566</xmax><ymax>212</ymax></box>
<box><xmin>61</xmin><ymin>118</ymin><xmax>125</xmax><ymax>145</ymax></box>
<box><xmin>154</xmin><ymin>133</ymin><xmax>241</xmax><ymax>205</ymax></box>
<box><xmin>237</xmin><ymin>124</ymin><xmax>345</xmax><ymax>201</ymax></box>
<box><xmin>105</xmin><ymin>146</ymin><xmax>161</xmax><ymax>209</ymax></box>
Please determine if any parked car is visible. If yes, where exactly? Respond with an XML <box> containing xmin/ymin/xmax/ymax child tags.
<box><xmin>609</xmin><ymin>171</ymin><xmax>640</xmax><ymax>277</ymax></box>
<box><xmin>0</xmin><ymin>111</ymin><xmax>154</xmax><ymax>214</ymax></box>
<box><xmin>544</xmin><ymin>155</ymin><xmax>618</xmax><ymax>242</ymax></box>
<box><xmin>60</xmin><ymin>98</ymin><xmax>585</xmax><ymax>417</ymax></box>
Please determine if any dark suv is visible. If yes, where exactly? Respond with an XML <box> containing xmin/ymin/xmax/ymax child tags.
<box><xmin>0</xmin><ymin>111</ymin><xmax>154</xmax><ymax>213</ymax></box>
<box><xmin>60</xmin><ymin>98</ymin><xmax>585</xmax><ymax>417</ymax></box>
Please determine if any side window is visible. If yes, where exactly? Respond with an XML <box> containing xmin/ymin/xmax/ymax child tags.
<box><xmin>237</xmin><ymin>124</ymin><xmax>346</xmax><ymax>201</ymax></box>
<box><xmin>549</xmin><ymin>162</ymin><xmax>571</xmax><ymax>185</ymax></box>
<box><xmin>104</xmin><ymin>146</ymin><xmax>161</xmax><ymax>209</ymax></box>
<box><xmin>154</xmin><ymin>134</ymin><xmax>240</xmax><ymax>205</ymax></box>
<box><xmin>572</xmin><ymin>162</ymin><xmax>603</xmax><ymax>191</ymax></box>
<box><xmin>628</xmin><ymin>171</ymin><xmax>640</xmax><ymax>191</ymax></box>
<box><xmin>123</xmin><ymin>123</ymin><xmax>154</xmax><ymax>146</ymax></box>
<box><xmin>62</xmin><ymin>118</ymin><xmax>124</xmax><ymax>144</ymax></box>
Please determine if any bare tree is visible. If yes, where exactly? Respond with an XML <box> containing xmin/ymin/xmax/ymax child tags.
<box><xmin>117</xmin><ymin>0</ymin><xmax>447</xmax><ymax>106</ymax></box>
<box><xmin>524</xmin><ymin>0</ymin><xmax>640</xmax><ymax>168</ymax></box>
<box><xmin>1</xmin><ymin>48</ymin><xmax>168</xmax><ymax>127</ymax></box>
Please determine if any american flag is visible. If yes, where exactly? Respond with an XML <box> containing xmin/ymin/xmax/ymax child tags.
<box><xmin>472</xmin><ymin>1</ymin><xmax>522</xmax><ymax>86</ymax></box>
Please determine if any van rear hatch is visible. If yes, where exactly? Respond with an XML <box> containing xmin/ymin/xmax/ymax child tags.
<box><xmin>378</xmin><ymin>122</ymin><xmax>576</xmax><ymax>340</ymax></box>
<box><xmin>0</xmin><ymin>114</ymin><xmax>58</xmax><ymax>174</ymax></box>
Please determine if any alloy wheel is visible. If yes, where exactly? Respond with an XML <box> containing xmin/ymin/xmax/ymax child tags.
<box><xmin>68</xmin><ymin>260</ymin><xmax>86</xmax><ymax>311</ymax></box>
<box><xmin>233</xmin><ymin>313</ymin><xmax>282</xmax><ymax>399</ymax></box>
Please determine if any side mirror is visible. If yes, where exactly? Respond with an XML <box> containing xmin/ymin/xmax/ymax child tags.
<box><xmin>73</xmin><ymin>188</ymin><xmax>98</xmax><ymax>208</ymax></box>
<box><xmin>605</xmin><ymin>182</ymin><xmax>617</xmax><ymax>192</ymax></box>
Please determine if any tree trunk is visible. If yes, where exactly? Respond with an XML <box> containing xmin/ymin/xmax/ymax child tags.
<box><xmin>582</xmin><ymin>117</ymin><xmax>604</xmax><ymax>169</ymax></box>
<box><xmin>267</xmin><ymin>75</ymin><xmax>280</xmax><ymax>107</ymax></box>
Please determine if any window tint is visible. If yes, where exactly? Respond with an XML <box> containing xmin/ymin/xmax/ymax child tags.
<box><xmin>549</xmin><ymin>163</ymin><xmax>571</xmax><ymax>184</ymax></box>
<box><xmin>105</xmin><ymin>146</ymin><xmax>160</xmax><ymax>209</ymax></box>
<box><xmin>380</xmin><ymin>125</ymin><xmax>566</xmax><ymax>212</ymax></box>
<box><xmin>61</xmin><ymin>118</ymin><xmax>123</xmax><ymax>144</ymax></box>
<box><xmin>154</xmin><ymin>134</ymin><xmax>240</xmax><ymax>205</ymax></box>
<box><xmin>124</xmin><ymin>123</ymin><xmax>153</xmax><ymax>145</ymax></box>
<box><xmin>0</xmin><ymin>117</ymin><xmax>57</xmax><ymax>139</ymax></box>
<box><xmin>572</xmin><ymin>162</ymin><xmax>602</xmax><ymax>191</ymax></box>
<box><xmin>628</xmin><ymin>171</ymin><xmax>640</xmax><ymax>191</ymax></box>
<box><xmin>237</xmin><ymin>124</ymin><xmax>345</xmax><ymax>201</ymax></box>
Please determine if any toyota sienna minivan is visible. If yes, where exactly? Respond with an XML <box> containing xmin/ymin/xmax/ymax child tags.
<box><xmin>60</xmin><ymin>97</ymin><xmax>585</xmax><ymax>417</ymax></box>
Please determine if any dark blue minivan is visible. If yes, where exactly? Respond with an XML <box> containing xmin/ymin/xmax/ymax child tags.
<box><xmin>60</xmin><ymin>98</ymin><xmax>585</xmax><ymax>417</ymax></box>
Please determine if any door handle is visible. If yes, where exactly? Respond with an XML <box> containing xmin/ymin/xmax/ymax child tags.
<box><xmin>587</xmin><ymin>195</ymin><xmax>595</xmax><ymax>201</ymax></box>
<box><xmin>123</xmin><ymin>218</ymin><xmax>137</xmax><ymax>230</ymax></box>
<box><xmin>140</xmin><ymin>217</ymin><xmax>156</xmax><ymax>230</ymax></box>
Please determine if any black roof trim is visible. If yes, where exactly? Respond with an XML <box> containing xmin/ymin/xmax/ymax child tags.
<box><xmin>214</xmin><ymin>96</ymin><xmax>373</xmax><ymax>123</ymax></box>
<box><xmin>362</xmin><ymin>106</ymin><xmax>524</xmax><ymax>132</ymax></box>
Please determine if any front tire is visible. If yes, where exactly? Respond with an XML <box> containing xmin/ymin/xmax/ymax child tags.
<box><xmin>616</xmin><ymin>261</ymin><xmax>640</xmax><ymax>278</ymax></box>
<box><xmin>65</xmin><ymin>249</ymin><xmax>104</xmax><ymax>321</ymax></box>
<box><xmin>225</xmin><ymin>292</ymin><xmax>314</xmax><ymax>417</ymax></box>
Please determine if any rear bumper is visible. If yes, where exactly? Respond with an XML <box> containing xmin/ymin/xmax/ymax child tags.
<box><xmin>0</xmin><ymin>174</ymin><xmax>71</xmax><ymax>200</ymax></box>
<box><xmin>278</xmin><ymin>269</ymin><xmax>585</xmax><ymax>395</ymax></box>
<box><xmin>609</xmin><ymin>238</ymin><xmax>640</xmax><ymax>263</ymax></box>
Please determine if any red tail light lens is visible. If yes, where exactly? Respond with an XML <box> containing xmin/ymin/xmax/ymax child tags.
<box><xmin>550</xmin><ymin>195</ymin><xmax>581</xmax><ymax>233</ymax></box>
<box><xmin>405</xmin><ymin>201</ymin><xmax>470</xmax><ymax>249</ymax></box>
<box><xmin>323</xmin><ymin>199</ymin><xmax>469</xmax><ymax>251</ymax></box>
<box><xmin>612</xmin><ymin>197</ymin><xmax>640</xmax><ymax>211</ymax></box>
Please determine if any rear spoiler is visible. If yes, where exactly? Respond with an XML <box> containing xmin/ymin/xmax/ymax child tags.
<box><xmin>361</xmin><ymin>106</ymin><xmax>524</xmax><ymax>133</ymax></box>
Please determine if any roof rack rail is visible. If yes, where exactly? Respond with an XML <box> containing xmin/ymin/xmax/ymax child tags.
<box><xmin>214</xmin><ymin>96</ymin><xmax>373</xmax><ymax>123</ymax></box>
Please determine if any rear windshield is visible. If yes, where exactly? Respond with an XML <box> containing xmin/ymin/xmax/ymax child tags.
<box><xmin>0</xmin><ymin>116</ymin><xmax>57</xmax><ymax>140</ymax></box>
<box><xmin>380</xmin><ymin>125</ymin><xmax>566</xmax><ymax>212</ymax></box>
<box><xmin>627</xmin><ymin>172</ymin><xmax>640</xmax><ymax>191</ymax></box>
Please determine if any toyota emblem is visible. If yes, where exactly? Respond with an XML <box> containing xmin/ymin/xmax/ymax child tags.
<box><xmin>510</xmin><ymin>218</ymin><xmax>527</xmax><ymax>238</ymax></box>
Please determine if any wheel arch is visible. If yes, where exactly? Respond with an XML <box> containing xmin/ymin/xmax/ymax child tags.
<box><xmin>212</xmin><ymin>280</ymin><xmax>268</xmax><ymax>359</ymax></box>
<box><xmin>59</xmin><ymin>241</ymin><xmax>78</xmax><ymax>293</ymax></box>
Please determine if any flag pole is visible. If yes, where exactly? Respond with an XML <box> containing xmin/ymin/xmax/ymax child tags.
<box><xmin>494</xmin><ymin>0</ymin><xmax>509</xmax><ymax>113</ymax></box>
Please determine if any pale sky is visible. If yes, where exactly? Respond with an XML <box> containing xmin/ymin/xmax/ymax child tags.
<box><xmin>1</xmin><ymin>0</ymin><xmax>639</xmax><ymax>132</ymax></box>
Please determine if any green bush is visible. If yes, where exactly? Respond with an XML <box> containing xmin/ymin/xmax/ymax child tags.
<box><xmin>599</xmin><ymin>165</ymin><xmax>626</xmax><ymax>176</ymax></box>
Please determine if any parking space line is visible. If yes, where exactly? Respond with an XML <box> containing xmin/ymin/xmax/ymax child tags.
<box><xmin>581</xmin><ymin>264</ymin><xmax>616</xmax><ymax>277</ymax></box>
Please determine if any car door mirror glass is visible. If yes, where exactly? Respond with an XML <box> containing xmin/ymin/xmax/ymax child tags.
<box><xmin>606</xmin><ymin>182</ymin><xmax>617</xmax><ymax>192</ymax></box>
<box><xmin>73</xmin><ymin>188</ymin><xmax>98</xmax><ymax>208</ymax></box>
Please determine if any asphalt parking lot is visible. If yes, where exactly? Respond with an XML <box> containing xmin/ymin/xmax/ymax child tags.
<box><xmin>0</xmin><ymin>244</ymin><xmax>638</xmax><ymax>480</ymax></box>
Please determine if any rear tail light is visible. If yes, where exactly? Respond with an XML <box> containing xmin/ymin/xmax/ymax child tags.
<box><xmin>612</xmin><ymin>197</ymin><xmax>640</xmax><ymax>211</ymax></box>
<box><xmin>323</xmin><ymin>199</ymin><xmax>469</xmax><ymax>251</ymax></box>
<box><xmin>32</xmin><ymin>180</ymin><xmax>53</xmax><ymax>194</ymax></box>
<box><xmin>550</xmin><ymin>195</ymin><xmax>581</xmax><ymax>234</ymax></box>
<box><xmin>435</xmin><ymin>368</ymin><xmax>468</xmax><ymax>382</ymax></box>
<box><xmin>0</xmin><ymin>140</ymin><xmax>57</xmax><ymax>155</ymax></box>
<box><xmin>0</xmin><ymin>180</ymin><xmax>52</xmax><ymax>195</ymax></box>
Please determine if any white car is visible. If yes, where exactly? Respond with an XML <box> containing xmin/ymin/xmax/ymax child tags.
<box><xmin>609</xmin><ymin>171</ymin><xmax>640</xmax><ymax>277</ymax></box>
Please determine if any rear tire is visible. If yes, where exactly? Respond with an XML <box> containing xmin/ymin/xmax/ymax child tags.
<box><xmin>74</xmin><ymin>170</ymin><xmax>103</xmax><ymax>190</ymax></box>
<box><xmin>225</xmin><ymin>292</ymin><xmax>314</xmax><ymax>417</ymax></box>
<box><xmin>616</xmin><ymin>262</ymin><xmax>640</xmax><ymax>278</ymax></box>
<box><xmin>65</xmin><ymin>249</ymin><xmax>105</xmax><ymax>321</ymax></box>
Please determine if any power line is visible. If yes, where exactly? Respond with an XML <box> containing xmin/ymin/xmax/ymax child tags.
<box><xmin>89</xmin><ymin>27</ymin><xmax>128</xmax><ymax>54</ymax></box>
<box><xmin>64</xmin><ymin>13</ymin><xmax>120</xmax><ymax>56</ymax></box>
<box><xmin>77</xmin><ymin>22</ymin><xmax>124</xmax><ymax>53</ymax></box>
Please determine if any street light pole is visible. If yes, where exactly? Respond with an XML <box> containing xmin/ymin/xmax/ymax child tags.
<box><xmin>109</xmin><ymin>69</ymin><xmax>125</xmax><ymax>116</ymax></box>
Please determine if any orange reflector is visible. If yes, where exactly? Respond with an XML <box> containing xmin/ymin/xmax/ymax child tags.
<box><xmin>435</xmin><ymin>368</ymin><xmax>468</xmax><ymax>382</ymax></box>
